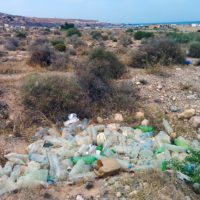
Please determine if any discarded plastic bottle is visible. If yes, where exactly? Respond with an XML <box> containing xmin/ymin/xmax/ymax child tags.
<box><xmin>184</xmin><ymin>165</ymin><xmax>195</xmax><ymax>171</ymax></box>
<box><xmin>68</xmin><ymin>113</ymin><xmax>77</xmax><ymax>120</ymax></box>
<box><xmin>174</xmin><ymin>139</ymin><xmax>190</xmax><ymax>149</ymax></box>
<box><xmin>116</xmin><ymin>159</ymin><xmax>132</xmax><ymax>169</ymax></box>
<box><xmin>135</xmin><ymin>126</ymin><xmax>154</xmax><ymax>132</ymax></box>
<box><xmin>82</xmin><ymin>118</ymin><xmax>88</xmax><ymax>131</ymax></box>
<box><xmin>43</xmin><ymin>142</ymin><xmax>54</xmax><ymax>148</ymax></box>
<box><xmin>71</xmin><ymin>156</ymin><xmax>98</xmax><ymax>165</ymax></box>
<box><xmin>162</xmin><ymin>119</ymin><xmax>173</xmax><ymax>134</ymax></box>
<box><xmin>162</xmin><ymin>161</ymin><xmax>168</xmax><ymax>171</ymax></box>
<box><xmin>141</xmin><ymin>132</ymin><xmax>154</xmax><ymax>139</ymax></box>
<box><xmin>29</xmin><ymin>154</ymin><xmax>48</xmax><ymax>163</ymax></box>
<box><xmin>154</xmin><ymin>147</ymin><xmax>165</xmax><ymax>155</ymax></box>
<box><xmin>3</xmin><ymin>161</ymin><xmax>13</xmax><ymax>176</ymax></box>
<box><xmin>10</xmin><ymin>165</ymin><xmax>22</xmax><ymax>181</ymax></box>
<box><xmin>142</xmin><ymin>140</ymin><xmax>154</xmax><ymax>150</ymax></box>
<box><xmin>164</xmin><ymin>144</ymin><xmax>186</xmax><ymax>153</ymax></box>
<box><xmin>33</xmin><ymin>127</ymin><xmax>49</xmax><ymax>139</ymax></box>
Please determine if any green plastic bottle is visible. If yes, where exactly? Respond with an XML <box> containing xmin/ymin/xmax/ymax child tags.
<box><xmin>71</xmin><ymin>156</ymin><xmax>98</xmax><ymax>165</ymax></box>
<box><xmin>174</xmin><ymin>139</ymin><xmax>190</xmax><ymax>149</ymax></box>
<box><xmin>154</xmin><ymin>147</ymin><xmax>165</xmax><ymax>155</ymax></box>
<box><xmin>162</xmin><ymin>161</ymin><xmax>168</xmax><ymax>171</ymax></box>
<box><xmin>135</xmin><ymin>126</ymin><xmax>154</xmax><ymax>132</ymax></box>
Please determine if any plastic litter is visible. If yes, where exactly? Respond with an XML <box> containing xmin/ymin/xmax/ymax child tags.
<box><xmin>33</xmin><ymin>127</ymin><xmax>49</xmax><ymax>139</ymax></box>
<box><xmin>0</xmin><ymin>113</ymin><xmax>199</xmax><ymax>195</ymax></box>
<box><xmin>162</xmin><ymin>119</ymin><xmax>173</xmax><ymax>134</ymax></box>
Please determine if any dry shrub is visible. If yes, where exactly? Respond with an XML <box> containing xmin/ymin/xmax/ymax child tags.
<box><xmin>67</xmin><ymin>35</ymin><xmax>86</xmax><ymax>48</ymax></box>
<box><xmin>130</xmin><ymin>37</ymin><xmax>185</xmax><ymax>69</ymax></box>
<box><xmin>28</xmin><ymin>38</ymin><xmax>69</xmax><ymax>70</ymax></box>
<box><xmin>4</xmin><ymin>38</ymin><xmax>19</xmax><ymax>51</ymax></box>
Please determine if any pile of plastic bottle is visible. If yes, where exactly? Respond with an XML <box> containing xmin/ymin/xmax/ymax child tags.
<box><xmin>0</xmin><ymin>113</ymin><xmax>199</xmax><ymax>195</ymax></box>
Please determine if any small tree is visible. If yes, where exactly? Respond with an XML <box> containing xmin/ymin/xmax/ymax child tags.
<box><xmin>61</xmin><ymin>22</ymin><xmax>74</xmax><ymax>30</ymax></box>
<box><xmin>134</xmin><ymin>31</ymin><xmax>154</xmax><ymax>40</ymax></box>
<box><xmin>66</xmin><ymin>28</ymin><xmax>81</xmax><ymax>37</ymax></box>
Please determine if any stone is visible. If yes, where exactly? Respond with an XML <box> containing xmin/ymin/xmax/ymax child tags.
<box><xmin>187</xmin><ymin>95</ymin><xmax>197</xmax><ymax>100</ymax></box>
<box><xmin>135</xmin><ymin>112</ymin><xmax>144</xmax><ymax>120</ymax></box>
<box><xmin>114</xmin><ymin>113</ymin><xmax>123</xmax><ymax>122</ymax></box>
<box><xmin>116</xmin><ymin>192</ymin><xmax>121</xmax><ymax>198</ymax></box>
<box><xmin>185</xmin><ymin>196</ymin><xmax>191</xmax><ymax>200</ymax></box>
<box><xmin>170</xmin><ymin>132</ymin><xmax>177</xmax><ymax>139</ymax></box>
<box><xmin>189</xmin><ymin>116</ymin><xmax>200</xmax><ymax>128</ymax></box>
<box><xmin>141</xmin><ymin>119</ymin><xmax>149</xmax><ymax>126</ymax></box>
<box><xmin>170</xmin><ymin>106</ymin><xmax>180</xmax><ymax>112</ymax></box>
<box><xmin>107</xmin><ymin>123</ymin><xmax>120</xmax><ymax>131</ymax></box>
<box><xmin>124</xmin><ymin>185</ymin><xmax>130</xmax><ymax>191</ymax></box>
<box><xmin>179</xmin><ymin>109</ymin><xmax>195</xmax><ymax>119</ymax></box>
<box><xmin>193</xmin><ymin>183</ymin><xmax>200</xmax><ymax>194</ymax></box>
<box><xmin>97</xmin><ymin>117</ymin><xmax>103</xmax><ymax>124</ymax></box>
<box><xmin>76</xmin><ymin>195</ymin><xmax>84</xmax><ymax>200</ymax></box>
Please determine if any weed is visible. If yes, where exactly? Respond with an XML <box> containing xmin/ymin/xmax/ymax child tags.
<box><xmin>134</xmin><ymin>31</ymin><xmax>154</xmax><ymax>40</ymax></box>
<box><xmin>189</xmin><ymin>42</ymin><xmax>200</xmax><ymax>58</ymax></box>
<box><xmin>66</xmin><ymin>28</ymin><xmax>81</xmax><ymax>37</ymax></box>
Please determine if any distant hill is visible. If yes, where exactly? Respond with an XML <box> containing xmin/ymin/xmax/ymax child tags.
<box><xmin>0</xmin><ymin>12</ymin><xmax>112</xmax><ymax>28</ymax></box>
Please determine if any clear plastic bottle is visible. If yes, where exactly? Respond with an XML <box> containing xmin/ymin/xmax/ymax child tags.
<box><xmin>4</xmin><ymin>153</ymin><xmax>29</xmax><ymax>165</ymax></box>
<box><xmin>82</xmin><ymin>118</ymin><xmax>88</xmax><ymax>131</ymax></box>
<box><xmin>141</xmin><ymin>132</ymin><xmax>154</xmax><ymax>139</ymax></box>
<box><xmin>155</xmin><ymin>131</ymin><xmax>170</xmax><ymax>147</ymax></box>
<box><xmin>164</xmin><ymin>144</ymin><xmax>186</xmax><ymax>152</ymax></box>
<box><xmin>10</xmin><ymin>165</ymin><xmax>22</xmax><ymax>181</ymax></box>
<box><xmin>139</xmin><ymin>149</ymin><xmax>153</xmax><ymax>160</ymax></box>
<box><xmin>130</xmin><ymin>142</ymin><xmax>141</xmax><ymax>159</ymax></box>
<box><xmin>48</xmin><ymin>152</ymin><xmax>62</xmax><ymax>180</ymax></box>
<box><xmin>162</xmin><ymin>119</ymin><xmax>173</xmax><ymax>134</ymax></box>
<box><xmin>0</xmin><ymin>176</ymin><xmax>17</xmax><ymax>196</ymax></box>
<box><xmin>116</xmin><ymin>159</ymin><xmax>132</xmax><ymax>169</ymax></box>
<box><xmin>29</xmin><ymin>154</ymin><xmax>48</xmax><ymax>163</ymax></box>
<box><xmin>3</xmin><ymin>161</ymin><xmax>14</xmax><ymax>176</ymax></box>
<box><xmin>28</xmin><ymin>140</ymin><xmax>44</xmax><ymax>154</ymax></box>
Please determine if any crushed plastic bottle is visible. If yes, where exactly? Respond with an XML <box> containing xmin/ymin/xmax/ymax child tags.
<box><xmin>0</xmin><ymin>176</ymin><xmax>17</xmax><ymax>196</ymax></box>
<box><xmin>162</xmin><ymin>119</ymin><xmax>173</xmax><ymax>134</ymax></box>
<box><xmin>10</xmin><ymin>165</ymin><xmax>22</xmax><ymax>181</ymax></box>
<box><xmin>48</xmin><ymin>128</ymin><xmax>60</xmax><ymax>137</ymax></box>
<box><xmin>29</xmin><ymin>154</ymin><xmax>48</xmax><ymax>163</ymax></box>
<box><xmin>3</xmin><ymin>161</ymin><xmax>13</xmax><ymax>176</ymax></box>
<box><xmin>164</xmin><ymin>144</ymin><xmax>186</xmax><ymax>153</ymax></box>
<box><xmin>4</xmin><ymin>153</ymin><xmax>28</xmax><ymax>165</ymax></box>
<box><xmin>116</xmin><ymin>159</ymin><xmax>132</xmax><ymax>169</ymax></box>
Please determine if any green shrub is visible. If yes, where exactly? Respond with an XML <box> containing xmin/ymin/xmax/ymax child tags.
<box><xmin>130</xmin><ymin>37</ymin><xmax>185</xmax><ymax>68</ymax></box>
<box><xmin>134</xmin><ymin>31</ymin><xmax>154</xmax><ymax>40</ymax></box>
<box><xmin>66</xmin><ymin>28</ymin><xmax>81</xmax><ymax>37</ymax></box>
<box><xmin>54</xmin><ymin>43</ymin><xmax>66</xmax><ymax>52</ymax></box>
<box><xmin>16</xmin><ymin>31</ymin><xmax>26</xmax><ymax>39</ymax></box>
<box><xmin>112</xmin><ymin>38</ymin><xmax>117</xmax><ymax>42</ymax></box>
<box><xmin>170</xmin><ymin>149</ymin><xmax>200</xmax><ymax>184</ymax></box>
<box><xmin>22</xmin><ymin>74</ymin><xmax>89</xmax><ymax>121</ymax></box>
<box><xmin>67</xmin><ymin>35</ymin><xmax>85</xmax><ymax>48</ymax></box>
<box><xmin>88</xmin><ymin>47</ymin><xmax>125</xmax><ymax>81</ymax></box>
<box><xmin>167</xmin><ymin>32</ymin><xmax>195</xmax><ymax>44</ymax></box>
<box><xmin>189</xmin><ymin>42</ymin><xmax>200</xmax><ymax>58</ymax></box>
<box><xmin>126</xmin><ymin>28</ymin><xmax>134</xmax><ymax>33</ymax></box>
<box><xmin>51</xmin><ymin>40</ymin><xmax>64</xmax><ymax>46</ymax></box>
<box><xmin>60</xmin><ymin>22</ymin><xmax>74</xmax><ymax>30</ymax></box>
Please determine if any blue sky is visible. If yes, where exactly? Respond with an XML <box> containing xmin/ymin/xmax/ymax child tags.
<box><xmin>0</xmin><ymin>0</ymin><xmax>199</xmax><ymax>23</ymax></box>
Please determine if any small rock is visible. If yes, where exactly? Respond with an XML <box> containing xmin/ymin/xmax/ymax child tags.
<box><xmin>179</xmin><ymin>109</ymin><xmax>195</xmax><ymax>119</ymax></box>
<box><xmin>193</xmin><ymin>183</ymin><xmax>200</xmax><ymax>194</ymax></box>
<box><xmin>124</xmin><ymin>185</ymin><xmax>130</xmax><ymax>191</ymax></box>
<box><xmin>176</xmin><ymin>68</ymin><xmax>181</xmax><ymax>71</ymax></box>
<box><xmin>170</xmin><ymin>106</ymin><xmax>180</xmax><ymax>112</ymax></box>
<box><xmin>135</xmin><ymin>112</ymin><xmax>144</xmax><ymax>120</ymax></box>
<box><xmin>187</xmin><ymin>95</ymin><xmax>197</xmax><ymax>100</ymax></box>
<box><xmin>85</xmin><ymin>181</ymin><xmax>94</xmax><ymax>190</ymax></box>
<box><xmin>129</xmin><ymin>190</ymin><xmax>138</xmax><ymax>196</ymax></box>
<box><xmin>170</xmin><ymin>132</ymin><xmax>177</xmax><ymax>139</ymax></box>
<box><xmin>136</xmin><ymin>82</ymin><xmax>141</xmax><ymax>85</ymax></box>
<box><xmin>116</xmin><ymin>192</ymin><xmax>121</xmax><ymax>198</ymax></box>
<box><xmin>189</xmin><ymin>116</ymin><xmax>200</xmax><ymax>128</ymax></box>
<box><xmin>172</xmin><ymin>97</ymin><xmax>176</xmax><ymax>101</ymax></box>
<box><xmin>185</xmin><ymin>196</ymin><xmax>191</xmax><ymax>200</ymax></box>
<box><xmin>141</xmin><ymin>119</ymin><xmax>149</xmax><ymax>126</ymax></box>
<box><xmin>157</xmin><ymin>85</ymin><xmax>162</xmax><ymax>90</ymax></box>
<box><xmin>97</xmin><ymin>117</ymin><xmax>103</xmax><ymax>123</ymax></box>
<box><xmin>114</xmin><ymin>113</ymin><xmax>123</xmax><ymax>122</ymax></box>
<box><xmin>76</xmin><ymin>195</ymin><xmax>84</xmax><ymax>200</ymax></box>
<box><xmin>107</xmin><ymin>123</ymin><xmax>120</xmax><ymax>131</ymax></box>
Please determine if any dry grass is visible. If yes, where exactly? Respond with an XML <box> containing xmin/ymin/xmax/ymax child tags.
<box><xmin>105</xmin><ymin>170</ymin><xmax>199</xmax><ymax>200</ymax></box>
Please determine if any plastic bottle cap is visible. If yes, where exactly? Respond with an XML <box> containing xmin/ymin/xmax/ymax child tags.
<box><xmin>128</xmin><ymin>165</ymin><xmax>132</xmax><ymax>169</ymax></box>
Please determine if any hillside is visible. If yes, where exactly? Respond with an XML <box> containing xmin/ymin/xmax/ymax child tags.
<box><xmin>0</xmin><ymin>12</ymin><xmax>111</xmax><ymax>28</ymax></box>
